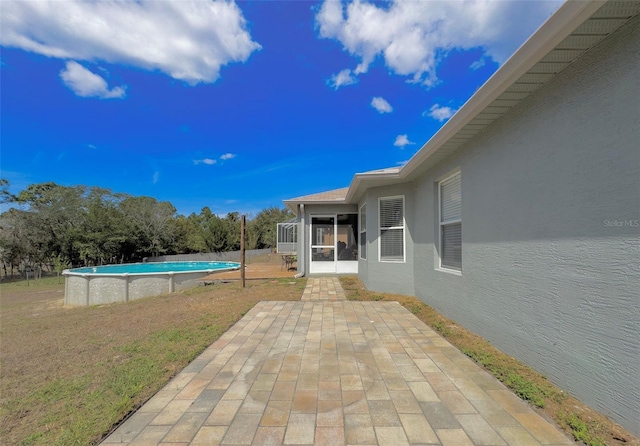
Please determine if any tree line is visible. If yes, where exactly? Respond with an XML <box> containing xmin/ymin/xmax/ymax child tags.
<box><xmin>0</xmin><ymin>181</ymin><xmax>293</xmax><ymax>276</ymax></box>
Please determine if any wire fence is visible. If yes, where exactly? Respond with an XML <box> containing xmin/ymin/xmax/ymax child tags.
<box><xmin>148</xmin><ymin>248</ymin><xmax>272</xmax><ymax>263</ymax></box>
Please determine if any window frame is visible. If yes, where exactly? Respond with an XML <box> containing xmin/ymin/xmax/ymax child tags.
<box><xmin>359</xmin><ymin>203</ymin><xmax>367</xmax><ymax>260</ymax></box>
<box><xmin>438</xmin><ymin>171</ymin><xmax>462</xmax><ymax>273</ymax></box>
<box><xmin>378</xmin><ymin>195</ymin><xmax>406</xmax><ymax>263</ymax></box>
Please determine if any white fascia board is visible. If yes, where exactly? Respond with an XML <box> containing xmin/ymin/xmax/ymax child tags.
<box><xmin>284</xmin><ymin>199</ymin><xmax>349</xmax><ymax>214</ymax></box>
<box><xmin>400</xmin><ymin>0</ymin><xmax>605</xmax><ymax>180</ymax></box>
<box><xmin>293</xmin><ymin>1</ymin><xmax>606</xmax><ymax>210</ymax></box>
<box><xmin>345</xmin><ymin>170</ymin><xmax>402</xmax><ymax>203</ymax></box>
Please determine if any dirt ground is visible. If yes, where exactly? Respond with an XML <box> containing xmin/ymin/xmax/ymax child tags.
<box><xmin>200</xmin><ymin>252</ymin><xmax>298</xmax><ymax>282</ymax></box>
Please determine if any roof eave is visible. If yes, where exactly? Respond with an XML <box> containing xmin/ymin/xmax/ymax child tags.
<box><xmin>283</xmin><ymin>198</ymin><xmax>348</xmax><ymax>213</ymax></box>
<box><xmin>284</xmin><ymin>0</ymin><xmax>614</xmax><ymax>212</ymax></box>
<box><xmin>344</xmin><ymin>171</ymin><xmax>403</xmax><ymax>204</ymax></box>
<box><xmin>400</xmin><ymin>0</ymin><xmax>606</xmax><ymax>180</ymax></box>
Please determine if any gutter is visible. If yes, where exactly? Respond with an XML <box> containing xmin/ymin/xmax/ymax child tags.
<box><xmin>342</xmin><ymin>0</ymin><xmax>606</xmax><ymax>202</ymax></box>
<box><xmin>294</xmin><ymin>203</ymin><xmax>305</xmax><ymax>278</ymax></box>
<box><xmin>284</xmin><ymin>2</ymin><xmax>610</xmax><ymax>208</ymax></box>
<box><xmin>400</xmin><ymin>0</ymin><xmax>606</xmax><ymax>181</ymax></box>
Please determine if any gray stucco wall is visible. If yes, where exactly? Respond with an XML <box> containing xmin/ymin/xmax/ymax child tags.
<box><xmin>359</xmin><ymin>184</ymin><xmax>416</xmax><ymax>297</ymax></box>
<box><xmin>365</xmin><ymin>16</ymin><xmax>640</xmax><ymax>434</ymax></box>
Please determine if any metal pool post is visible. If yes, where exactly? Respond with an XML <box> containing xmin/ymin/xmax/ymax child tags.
<box><xmin>83</xmin><ymin>274</ymin><xmax>90</xmax><ymax>306</ymax></box>
<box><xmin>123</xmin><ymin>274</ymin><xmax>129</xmax><ymax>302</ymax></box>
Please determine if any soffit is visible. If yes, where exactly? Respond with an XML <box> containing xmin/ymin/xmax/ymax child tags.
<box><xmin>403</xmin><ymin>1</ymin><xmax>640</xmax><ymax>180</ymax></box>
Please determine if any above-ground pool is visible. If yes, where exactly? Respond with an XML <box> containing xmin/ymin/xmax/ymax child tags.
<box><xmin>63</xmin><ymin>261</ymin><xmax>241</xmax><ymax>306</ymax></box>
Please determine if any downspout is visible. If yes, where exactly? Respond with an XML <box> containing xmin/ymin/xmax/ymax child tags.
<box><xmin>294</xmin><ymin>203</ymin><xmax>305</xmax><ymax>278</ymax></box>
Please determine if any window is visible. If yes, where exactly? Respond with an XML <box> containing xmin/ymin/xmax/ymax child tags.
<box><xmin>439</xmin><ymin>171</ymin><xmax>461</xmax><ymax>270</ymax></box>
<box><xmin>360</xmin><ymin>204</ymin><xmax>367</xmax><ymax>259</ymax></box>
<box><xmin>379</xmin><ymin>196</ymin><xmax>405</xmax><ymax>262</ymax></box>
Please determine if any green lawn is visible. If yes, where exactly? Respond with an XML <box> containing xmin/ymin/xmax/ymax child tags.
<box><xmin>0</xmin><ymin>277</ymin><xmax>305</xmax><ymax>445</ymax></box>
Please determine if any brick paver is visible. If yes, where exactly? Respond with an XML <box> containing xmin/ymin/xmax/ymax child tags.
<box><xmin>102</xmin><ymin>277</ymin><xmax>572</xmax><ymax>445</ymax></box>
<box><xmin>301</xmin><ymin>277</ymin><xmax>346</xmax><ymax>301</ymax></box>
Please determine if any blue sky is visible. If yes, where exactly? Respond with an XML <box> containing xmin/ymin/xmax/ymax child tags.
<box><xmin>1</xmin><ymin>0</ymin><xmax>562</xmax><ymax>217</ymax></box>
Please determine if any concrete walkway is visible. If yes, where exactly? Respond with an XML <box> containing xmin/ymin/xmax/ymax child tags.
<box><xmin>102</xmin><ymin>277</ymin><xmax>571</xmax><ymax>445</ymax></box>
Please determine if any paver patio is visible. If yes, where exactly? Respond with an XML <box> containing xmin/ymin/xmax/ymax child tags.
<box><xmin>102</xmin><ymin>277</ymin><xmax>572</xmax><ymax>445</ymax></box>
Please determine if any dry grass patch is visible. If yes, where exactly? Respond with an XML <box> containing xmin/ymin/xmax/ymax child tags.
<box><xmin>340</xmin><ymin>276</ymin><xmax>638</xmax><ymax>446</ymax></box>
<box><xmin>0</xmin><ymin>276</ymin><xmax>306</xmax><ymax>445</ymax></box>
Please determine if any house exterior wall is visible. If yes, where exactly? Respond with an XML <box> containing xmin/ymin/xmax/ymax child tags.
<box><xmin>362</xmin><ymin>16</ymin><xmax>640</xmax><ymax>434</ymax></box>
<box><xmin>357</xmin><ymin>201</ymin><xmax>369</xmax><ymax>285</ymax></box>
<box><xmin>301</xmin><ymin>203</ymin><xmax>358</xmax><ymax>275</ymax></box>
<box><xmin>359</xmin><ymin>184</ymin><xmax>416</xmax><ymax>297</ymax></box>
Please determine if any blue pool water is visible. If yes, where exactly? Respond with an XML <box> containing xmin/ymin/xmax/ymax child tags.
<box><xmin>69</xmin><ymin>261</ymin><xmax>240</xmax><ymax>275</ymax></box>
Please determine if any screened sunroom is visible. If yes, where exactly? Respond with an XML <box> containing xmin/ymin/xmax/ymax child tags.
<box><xmin>276</xmin><ymin>218</ymin><xmax>298</xmax><ymax>254</ymax></box>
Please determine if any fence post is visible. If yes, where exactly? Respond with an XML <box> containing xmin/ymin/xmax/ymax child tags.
<box><xmin>241</xmin><ymin>215</ymin><xmax>246</xmax><ymax>288</ymax></box>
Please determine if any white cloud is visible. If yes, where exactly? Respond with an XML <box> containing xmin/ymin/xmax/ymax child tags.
<box><xmin>424</xmin><ymin>104</ymin><xmax>458</xmax><ymax>122</ymax></box>
<box><xmin>152</xmin><ymin>171</ymin><xmax>160</xmax><ymax>184</ymax></box>
<box><xmin>88</xmin><ymin>144</ymin><xmax>97</xmax><ymax>149</ymax></box>
<box><xmin>60</xmin><ymin>61</ymin><xmax>126</xmax><ymax>98</ymax></box>
<box><xmin>316</xmin><ymin>0</ymin><xmax>562</xmax><ymax>88</ymax></box>
<box><xmin>470</xmin><ymin>58</ymin><xmax>486</xmax><ymax>71</ymax></box>
<box><xmin>194</xmin><ymin>158</ymin><xmax>217</xmax><ymax>165</ymax></box>
<box><xmin>394</xmin><ymin>134</ymin><xmax>414</xmax><ymax>148</ymax></box>
<box><xmin>194</xmin><ymin>154</ymin><xmax>235</xmax><ymax>164</ymax></box>
<box><xmin>327</xmin><ymin>68</ymin><xmax>358</xmax><ymax>89</ymax></box>
<box><xmin>1</xmin><ymin>0</ymin><xmax>261</xmax><ymax>85</ymax></box>
<box><xmin>371</xmin><ymin>96</ymin><xmax>393</xmax><ymax>114</ymax></box>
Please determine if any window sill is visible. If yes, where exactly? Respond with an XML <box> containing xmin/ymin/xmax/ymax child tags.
<box><xmin>436</xmin><ymin>267</ymin><xmax>461</xmax><ymax>276</ymax></box>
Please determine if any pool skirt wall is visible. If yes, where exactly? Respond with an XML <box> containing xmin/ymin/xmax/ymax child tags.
<box><xmin>63</xmin><ymin>262</ymin><xmax>240</xmax><ymax>306</ymax></box>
